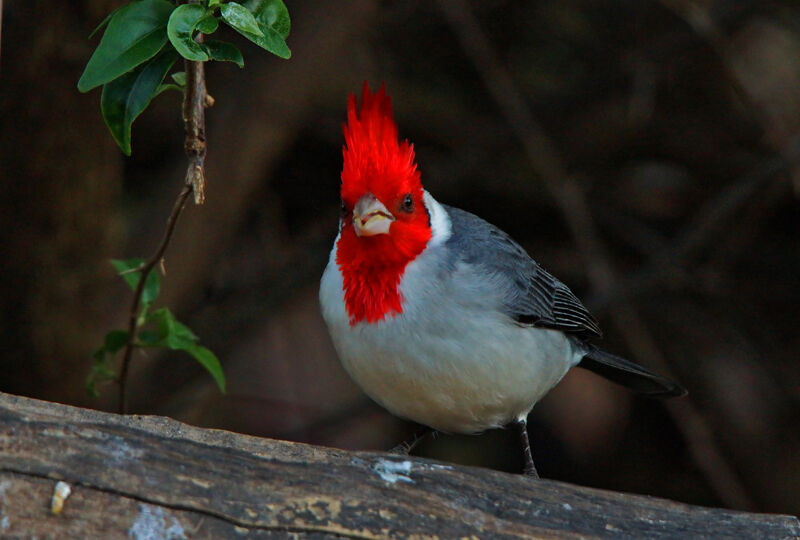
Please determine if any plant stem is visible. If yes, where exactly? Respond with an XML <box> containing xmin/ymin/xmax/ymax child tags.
<box><xmin>117</xmin><ymin>55</ymin><xmax>209</xmax><ymax>414</ymax></box>
<box><xmin>183</xmin><ymin>42</ymin><xmax>207</xmax><ymax>204</ymax></box>
<box><xmin>118</xmin><ymin>185</ymin><xmax>193</xmax><ymax>414</ymax></box>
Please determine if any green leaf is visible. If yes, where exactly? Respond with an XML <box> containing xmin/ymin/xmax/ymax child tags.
<box><xmin>86</xmin><ymin>361</ymin><xmax>117</xmax><ymax>397</ymax></box>
<box><xmin>111</xmin><ymin>258</ymin><xmax>161</xmax><ymax>309</ymax></box>
<box><xmin>197</xmin><ymin>14</ymin><xmax>220</xmax><ymax>34</ymax></box>
<box><xmin>78</xmin><ymin>0</ymin><xmax>175</xmax><ymax>92</ymax></box>
<box><xmin>145</xmin><ymin>308</ymin><xmax>198</xmax><ymax>349</ymax></box>
<box><xmin>154</xmin><ymin>83</ymin><xmax>183</xmax><ymax>97</ymax></box>
<box><xmin>243</xmin><ymin>0</ymin><xmax>290</xmax><ymax>38</ymax></box>
<box><xmin>202</xmin><ymin>40</ymin><xmax>244</xmax><ymax>67</ymax></box>
<box><xmin>104</xmin><ymin>330</ymin><xmax>130</xmax><ymax>353</ymax></box>
<box><xmin>101</xmin><ymin>50</ymin><xmax>179</xmax><ymax>155</ymax></box>
<box><xmin>138</xmin><ymin>330</ymin><xmax>159</xmax><ymax>346</ymax></box>
<box><xmin>185</xmin><ymin>344</ymin><xmax>226</xmax><ymax>393</ymax></box>
<box><xmin>168</xmin><ymin>4</ymin><xmax>211</xmax><ymax>61</ymax></box>
<box><xmin>171</xmin><ymin>72</ymin><xmax>187</xmax><ymax>86</ymax></box>
<box><xmin>111</xmin><ymin>258</ymin><xmax>145</xmax><ymax>289</ymax></box>
<box><xmin>92</xmin><ymin>347</ymin><xmax>106</xmax><ymax>362</ymax></box>
<box><xmin>220</xmin><ymin>3</ymin><xmax>264</xmax><ymax>37</ymax></box>
<box><xmin>229</xmin><ymin>0</ymin><xmax>290</xmax><ymax>59</ymax></box>
<box><xmin>88</xmin><ymin>4</ymin><xmax>123</xmax><ymax>39</ymax></box>
<box><xmin>87</xmin><ymin>343</ymin><xmax>119</xmax><ymax>398</ymax></box>
<box><xmin>139</xmin><ymin>308</ymin><xmax>225</xmax><ymax>392</ymax></box>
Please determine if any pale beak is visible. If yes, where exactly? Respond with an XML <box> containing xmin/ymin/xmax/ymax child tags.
<box><xmin>353</xmin><ymin>193</ymin><xmax>395</xmax><ymax>237</ymax></box>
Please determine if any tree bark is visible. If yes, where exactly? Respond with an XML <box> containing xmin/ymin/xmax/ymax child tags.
<box><xmin>0</xmin><ymin>392</ymin><xmax>796</xmax><ymax>538</ymax></box>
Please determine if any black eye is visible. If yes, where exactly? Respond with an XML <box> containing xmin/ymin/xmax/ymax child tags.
<box><xmin>340</xmin><ymin>199</ymin><xmax>348</xmax><ymax>218</ymax></box>
<box><xmin>401</xmin><ymin>193</ymin><xmax>414</xmax><ymax>212</ymax></box>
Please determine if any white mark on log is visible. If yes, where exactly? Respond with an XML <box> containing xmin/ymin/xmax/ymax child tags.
<box><xmin>373</xmin><ymin>459</ymin><xmax>413</xmax><ymax>484</ymax></box>
<box><xmin>106</xmin><ymin>435</ymin><xmax>144</xmax><ymax>465</ymax></box>
<box><xmin>50</xmin><ymin>481</ymin><xmax>72</xmax><ymax>515</ymax></box>
<box><xmin>349</xmin><ymin>457</ymin><xmax>368</xmax><ymax>467</ymax></box>
<box><xmin>0</xmin><ymin>481</ymin><xmax>9</xmax><ymax>531</ymax></box>
<box><xmin>129</xmin><ymin>504</ymin><xmax>187</xmax><ymax>540</ymax></box>
<box><xmin>0</xmin><ymin>480</ymin><xmax>10</xmax><ymax>500</ymax></box>
<box><xmin>562</xmin><ymin>503</ymin><xmax>573</xmax><ymax>511</ymax></box>
<box><xmin>164</xmin><ymin>518</ymin><xmax>186</xmax><ymax>539</ymax></box>
<box><xmin>421</xmin><ymin>463</ymin><xmax>454</xmax><ymax>471</ymax></box>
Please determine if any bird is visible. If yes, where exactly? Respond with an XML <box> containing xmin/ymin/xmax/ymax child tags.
<box><xmin>319</xmin><ymin>82</ymin><xmax>685</xmax><ymax>477</ymax></box>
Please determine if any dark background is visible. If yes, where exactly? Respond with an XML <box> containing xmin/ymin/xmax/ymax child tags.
<box><xmin>2</xmin><ymin>0</ymin><xmax>799</xmax><ymax>517</ymax></box>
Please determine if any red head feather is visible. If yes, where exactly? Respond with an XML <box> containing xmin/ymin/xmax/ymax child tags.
<box><xmin>341</xmin><ymin>82</ymin><xmax>421</xmax><ymax>210</ymax></box>
<box><xmin>336</xmin><ymin>82</ymin><xmax>432</xmax><ymax>325</ymax></box>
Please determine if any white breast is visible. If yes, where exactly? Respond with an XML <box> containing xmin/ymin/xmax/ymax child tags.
<box><xmin>319</xmin><ymin>194</ymin><xmax>583</xmax><ymax>433</ymax></box>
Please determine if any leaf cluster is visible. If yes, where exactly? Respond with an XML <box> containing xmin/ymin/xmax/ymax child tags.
<box><xmin>78</xmin><ymin>0</ymin><xmax>291</xmax><ymax>155</ymax></box>
<box><xmin>88</xmin><ymin>259</ymin><xmax>226</xmax><ymax>397</ymax></box>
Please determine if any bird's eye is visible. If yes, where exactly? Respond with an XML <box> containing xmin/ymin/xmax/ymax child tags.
<box><xmin>401</xmin><ymin>193</ymin><xmax>414</xmax><ymax>212</ymax></box>
<box><xmin>340</xmin><ymin>199</ymin><xmax>348</xmax><ymax>218</ymax></box>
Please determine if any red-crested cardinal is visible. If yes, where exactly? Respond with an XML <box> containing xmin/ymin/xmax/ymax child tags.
<box><xmin>320</xmin><ymin>82</ymin><xmax>685</xmax><ymax>477</ymax></box>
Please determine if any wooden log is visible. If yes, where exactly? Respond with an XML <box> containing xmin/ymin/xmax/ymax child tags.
<box><xmin>0</xmin><ymin>392</ymin><xmax>796</xmax><ymax>539</ymax></box>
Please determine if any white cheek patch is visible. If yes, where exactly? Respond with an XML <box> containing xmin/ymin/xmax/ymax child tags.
<box><xmin>423</xmin><ymin>190</ymin><xmax>452</xmax><ymax>247</ymax></box>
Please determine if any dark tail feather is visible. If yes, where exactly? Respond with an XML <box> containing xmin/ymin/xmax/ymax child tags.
<box><xmin>578</xmin><ymin>348</ymin><xmax>686</xmax><ymax>398</ymax></box>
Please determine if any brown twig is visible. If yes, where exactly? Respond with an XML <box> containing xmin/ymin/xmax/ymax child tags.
<box><xmin>184</xmin><ymin>45</ymin><xmax>207</xmax><ymax>205</ymax></box>
<box><xmin>117</xmin><ymin>56</ymin><xmax>210</xmax><ymax>413</ymax></box>
<box><xmin>118</xmin><ymin>184</ymin><xmax>193</xmax><ymax>413</ymax></box>
<box><xmin>438</xmin><ymin>0</ymin><xmax>757</xmax><ymax>510</ymax></box>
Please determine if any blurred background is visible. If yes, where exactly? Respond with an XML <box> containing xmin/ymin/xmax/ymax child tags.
<box><xmin>2</xmin><ymin>0</ymin><xmax>799</xmax><ymax>517</ymax></box>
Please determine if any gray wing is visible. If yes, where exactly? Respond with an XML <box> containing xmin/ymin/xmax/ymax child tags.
<box><xmin>443</xmin><ymin>205</ymin><xmax>602</xmax><ymax>340</ymax></box>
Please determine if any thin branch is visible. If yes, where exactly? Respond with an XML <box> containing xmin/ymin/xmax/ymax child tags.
<box><xmin>118</xmin><ymin>55</ymin><xmax>210</xmax><ymax>413</ymax></box>
<box><xmin>118</xmin><ymin>184</ymin><xmax>193</xmax><ymax>414</ymax></box>
<box><xmin>438</xmin><ymin>0</ymin><xmax>757</xmax><ymax>510</ymax></box>
<box><xmin>183</xmin><ymin>45</ymin><xmax>208</xmax><ymax>204</ymax></box>
<box><xmin>118</xmin><ymin>265</ymin><xmax>146</xmax><ymax>276</ymax></box>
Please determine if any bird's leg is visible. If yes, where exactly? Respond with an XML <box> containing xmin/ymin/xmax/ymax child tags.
<box><xmin>515</xmin><ymin>417</ymin><xmax>539</xmax><ymax>478</ymax></box>
<box><xmin>389</xmin><ymin>426</ymin><xmax>434</xmax><ymax>455</ymax></box>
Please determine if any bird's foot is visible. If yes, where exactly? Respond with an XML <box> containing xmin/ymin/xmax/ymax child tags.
<box><xmin>389</xmin><ymin>427</ymin><xmax>433</xmax><ymax>455</ymax></box>
<box><xmin>522</xmin><ymin>462</ymin><xmax>540</xmax><ymax>479</ymax></box>
<box><xmin>389</xmin><ymin>440</ymin><xmax>414</xmax><ymax>455</ymax></box>
<box><xmin>514</xmin><ymin>417</ymin><xmax>540</xmax><ymax>479</ymax></box>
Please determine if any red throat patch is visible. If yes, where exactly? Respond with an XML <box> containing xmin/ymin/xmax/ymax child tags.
<box><xmin>336</xmin><ymin>82</ymin><xmax>432</xmax><ymax>325</ymax></box>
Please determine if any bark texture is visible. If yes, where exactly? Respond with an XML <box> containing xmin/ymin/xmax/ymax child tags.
<box><xmin>0</xmin><ymin>392</ymin><xmax>797</xmax><ymax>539</ymax></box>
